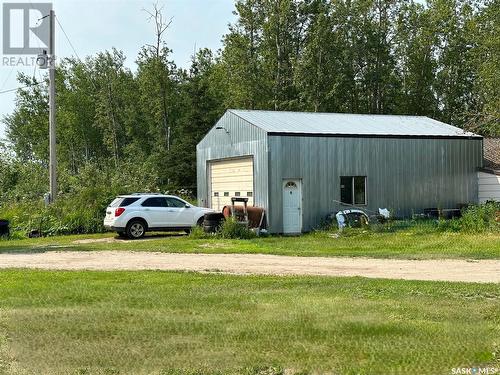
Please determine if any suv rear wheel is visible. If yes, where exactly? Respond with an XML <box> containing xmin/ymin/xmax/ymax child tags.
<box><xmin>126</xmin><ymin>220</ymin><xmax>146</xmax><ymax>239</ymax></box>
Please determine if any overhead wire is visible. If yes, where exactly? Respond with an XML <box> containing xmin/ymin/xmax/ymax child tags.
<box><xmin>0</xmin><ymin>83</ymin><xmax>42</xmax><ymax>95</ymax></box>
<box><xmin>55</xmin><ymin>14</ymin><xmax>100</xmax><ymax>93</ymax></box>
<box><xmin>0</xmin><ymin>65</ymin><xmax>16</xmax><ymax>92</ymax></box>
<box><xmin>0</xmin><ymin>14</ymin><xmax>96</xmax><ymax>96</ymax></box>
<box><xmin>55</xmin><ymin>15</ymin><xmax>83</xmax><ymax>63</ymax></box>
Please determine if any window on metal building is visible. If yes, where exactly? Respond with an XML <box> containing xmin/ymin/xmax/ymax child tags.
<box><xmin>340</xmin><ymin>176</ymin><xmax>366</xmax><ymax>205</ymax></box>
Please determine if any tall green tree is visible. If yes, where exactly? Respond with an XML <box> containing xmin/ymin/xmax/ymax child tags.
<box><xmin>260</xmin><ymin>0</ymin><xmax>304</xmax><ymax>109</ymax></box>
<box><xmin>167</xmin><ymin>49</ymin><xmax>224</xmax><ymax>189</ymax></box>
<box><xmin>429</xmin><ymin>0</ymin><xmax>480</xmax><ymax>125</ymax></box>
<box><xmin>468</xmin><ymin>0</ymin><xmax>500</xmax><ymax>135</ymax></box>
<box><xmin>216</xmin><ymin>0</ymin><xmax>268</xmax><ymax>109</ymax></box>
<box><xmin>4</xmin><ymin>74</ymin><xmax>48</xmax><ymax>162</ymax></box>
<box><xmin>394</xmin><ymin>2</ymin><xmax>438</xmax><ymax>115</ymax></box>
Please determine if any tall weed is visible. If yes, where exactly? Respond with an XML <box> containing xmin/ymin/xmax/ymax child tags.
<box><xmin>459</xmin><ymin>202</ymin><xmax>500</xmax><ymax>233</ymax></box>
<box><xmin>218</xmin><ymin>217</ymin><xmax>256</xmax><ymax>239</ymax></box>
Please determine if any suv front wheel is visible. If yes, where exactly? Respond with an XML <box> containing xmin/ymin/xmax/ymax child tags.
<box><xmin>126</xmin><ymin>220</ymin><xmax>146</xmax><ymax>239</ymax></box>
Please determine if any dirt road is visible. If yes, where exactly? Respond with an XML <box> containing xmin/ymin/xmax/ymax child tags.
<box><xmin>0</xmin><ymin>251</ymin><xmax>498</xmax><ymax>283</ymax></box>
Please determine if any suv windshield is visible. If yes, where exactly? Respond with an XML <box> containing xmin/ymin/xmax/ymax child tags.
<box><xmin>110</xmin><ymin>197</ymin><xmax>140</xmax><ymax>207</ymax></box>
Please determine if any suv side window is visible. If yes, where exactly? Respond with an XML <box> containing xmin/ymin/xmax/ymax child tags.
<box><xmin>166</xmin><ymin>197</ymin><xmax>186</xmax><ymax>208</ymax></box>
<box><xmin>110</xmin><ymin>197</ymin><xmax>140</xmax><ymax>207</ymax></box>
<box><xmin>141</xmin><ymin>197</ymin><xmax>168</xmax><ymax>207</ymax></box>
<box><xmin>121</xmin><ymin>198</ymin><xmax>140</xmax><ymax>206</ymax></box>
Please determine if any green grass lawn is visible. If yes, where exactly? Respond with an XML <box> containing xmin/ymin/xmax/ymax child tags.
<box><xmin>0</xmin><ymin>270</ymin><xmax>498</xmax><ymax>374</ymax></box>
<box><xmin>1</xmin><ymin>227</ymin><xmax>500</xmax><ymax>259</ymax></box>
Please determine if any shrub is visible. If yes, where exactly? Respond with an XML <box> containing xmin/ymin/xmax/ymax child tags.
<box><xmin>434</xmin><ymin>217</ymin><xmax>460</xmax><ymax>232</ymax></box>
<box><xmin>0</xmin><ymin>157</ymin><xmax>202</xmax><ymax>238</ymax></box>
<box><xmin>459</xmin><ymin>202</ymin><xmax>500</xmax><ymax>233</ymax></box>
<box><xmin>189</xmin><ymin>225</ymin><xmax>210</xmax><ymax>239</ymax></box>
<box><xmin>368</xmin><ymin>203</ymin><xmax>500</xmax><ymax>234</ymax></box>
<box><xmin>0</xmin><ymin>187</ymin><xmax>115</xmax><ymax>237</ymax></box>
<box><xmin>218</xmin><ymin>217</ymin><xmax>256</xmax><ymax>239</ymax></box>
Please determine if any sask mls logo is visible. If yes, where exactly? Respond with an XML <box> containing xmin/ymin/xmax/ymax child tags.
<box><xmin>2</xmin><ymin>3</ymin><xmax>51</xmax><ymax>54</ymax></box>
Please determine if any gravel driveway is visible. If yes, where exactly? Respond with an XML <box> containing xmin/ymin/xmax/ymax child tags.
<box><xmin>0</xmin><ymin>251</ymin><xmax>499</xmax><ymax>283</ymax></box>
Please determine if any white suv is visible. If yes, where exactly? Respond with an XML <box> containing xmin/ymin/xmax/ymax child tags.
<box><xmin>103</xmin><ymin>194</ymin><xmax>214</xmax><ymax>239</ymax></box>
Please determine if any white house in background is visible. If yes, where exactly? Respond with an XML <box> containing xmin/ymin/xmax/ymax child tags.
<box><xmin>478</xmin><ymin>138</ymin><xmax>500</xmax><ymax>202</ymax></box>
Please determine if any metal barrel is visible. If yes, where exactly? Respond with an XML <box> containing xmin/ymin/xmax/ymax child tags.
<box><xmin>223</xmin><ymin>206</ymin><xmax>266</xmax><ymax>228</ymax></box>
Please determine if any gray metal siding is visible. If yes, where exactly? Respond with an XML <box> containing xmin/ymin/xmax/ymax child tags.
<box><xmin>197</xmin><ymin>112</ymin><xmax>269</xmax><ymax>209</ymax></box>
<box><xmin>267</xmin><ymin>136</ymin><xmax>482</xmax><ymax>232</ymax></box>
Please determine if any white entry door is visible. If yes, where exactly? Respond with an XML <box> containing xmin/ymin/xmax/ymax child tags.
<box><xmin>283</xmin><ymin>179</ymin><xmax>302</xmax><ymax>234</ymax></box>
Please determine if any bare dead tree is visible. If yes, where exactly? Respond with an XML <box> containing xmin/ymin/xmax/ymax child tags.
<box><xmin>143</xmin><ymin>2</ymin><xmax>173</xmax><ymax>58</ymax></box>
<box><xmin>142</xmin><ymin>3</ymin><xmax>173</xmax><ymax>150</ymax></box>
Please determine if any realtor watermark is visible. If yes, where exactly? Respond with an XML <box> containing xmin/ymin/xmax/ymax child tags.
<box><xmin>2</xmin><ymin>2</ymin><xmax>53</xmax><ymax>67</ymax></box>
<box><xmin>451</xmin><ymin>367</ymin><xmax>499</xmax><ymax>374</ymax></box>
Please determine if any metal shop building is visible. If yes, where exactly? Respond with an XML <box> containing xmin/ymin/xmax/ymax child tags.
<box><xmin>196</xmin><ymin>110</ymin><xmax>483</xmax><ymax>234</ymax></box>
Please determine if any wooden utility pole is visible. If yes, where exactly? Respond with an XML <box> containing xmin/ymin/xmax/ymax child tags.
<box><xmin>48</xmin><ymin>9</ymin><xmax>57</xmax><ymax>202</ymax></box>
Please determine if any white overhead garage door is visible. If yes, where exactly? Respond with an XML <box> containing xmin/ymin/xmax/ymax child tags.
<box><xmin>210</xmin><ymin>157</ymin><xmax>254</xmax><ymax>211</ymax></box>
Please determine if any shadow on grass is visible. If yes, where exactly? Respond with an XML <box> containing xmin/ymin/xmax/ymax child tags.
<box><xmin>0</xmin><ymin>231</ymin><xmax>189</xmax><ymax>254</ymax></box>
<box><xmin>0</xmin><ymin>245</ymin><xmax>82</xmax><ymax>254</ymax></box>
<box><xmin>353</xmin><ymin>220</ymin><xmax>442</xmax><ymax>235</ymax></box>
<box><xmin>140</xmin><ymin>232</ymin><xmax>188</xmax><ymax>239</ymax></box>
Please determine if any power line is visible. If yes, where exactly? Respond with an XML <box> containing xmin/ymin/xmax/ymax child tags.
<box><xmin>0</xmin><ymin>87</ymin><xmax>19</xmax><ymax>95</ymax></box>
<box><xmin>0</xmin><ymin>64</ymin><xmax>16</xmax><ymax>92</ymax></box>
<box><xmin>55</xmin><ymin>15</ymin><xmax>82</xmax><ymax>63</ymax></box>
<box><xmin>0</xmin><ymin>15</ymin><xmax>92</xmax><ymax>97</ymax></box>
<box><xmin>0</xmin><ymin>82</ymin><xmax>43</xmax><ymax>95</ymax></box>
<box><xmin>55</xmin><ymin>15</ymin><xmax>100</xmax><ymax>93</ymax></box>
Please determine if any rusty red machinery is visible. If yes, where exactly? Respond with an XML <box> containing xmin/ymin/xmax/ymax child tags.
<box><xmin>222</xmin><ymin>200</ymin><xmax>267</xmax><ymax>229</ymax></box>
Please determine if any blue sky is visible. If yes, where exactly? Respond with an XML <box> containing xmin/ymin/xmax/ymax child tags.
<box><xmin>0</xmin><ymin>0</ymin><xmax>236</xmax><ymax>139</ymax></box>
